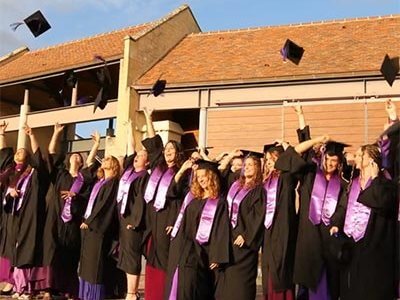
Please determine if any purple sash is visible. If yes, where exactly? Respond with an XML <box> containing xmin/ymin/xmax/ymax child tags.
<box><xmin>171</xmin><ymin>192</ymin><xmax>195</xmax><ymax>239</ymax></box>
<box><xmin>5</xmin><ymin>168</ymin><xmax>35</xmax><ymax>212</ymax></box>
<box><xmin>263</xmin><ymin>176</ymin><xmax>279</xmax><ymax>229</ymax></box>
<box><xmin>117</xmin><ymin>167</ymin><xmax>147</xmax><ymax>215</ymax></box>
<box><xmin>144</xmin><ymin>167</ymin><xmax>164</xmax><ymax>203</ymax></box>
<box><xmin>343</xmin><ymin>177</ymin><xmax>372</xmax><ymax>242</ymax></box>
<box><xmin>195</xmin><ymin>197</ymin><xmax>219</xmax><ymax>245</ymax></box>
<box><xmin>83</xmin><ymin>178</ymin><xmax>109</xmax><ymax>219</ymax></box>
<box><xmin>309</xmin><ymin>170</ymin><xmax>341</xmax><ymax>226</ymax></box>
<box><xmin>153</xmin><ymin>168</ymin><xmax>176</xmax><ymax>211</ymax></box>
<box><xmin>61</xmin><ymin>172</ymin><xmax>84</xmax><ymax>223</ymax></box>
<box><xmin>227</xmin><ymin>180</ymin><xmax>252</xmax><ymax>228</ymax></box>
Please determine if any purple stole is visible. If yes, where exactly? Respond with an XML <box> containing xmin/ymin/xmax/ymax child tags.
<box><xmin>263</xmin><ymin>176</ymin><xmax>279</xmax><ymax>229</ymax></box>
<box><xmin>227</xmin><ymin>180</ymin><xmax>252</xmax><ymax>228</ymax></box>
<box><xmin>5</xmin><ymin>168</ymin><xmax>35</xmax><ymax>212</ymax></box>
<box><xmin>195</xmin><ymin>197</ymin><xmax>219</xmax><ymax>245</ymax></box>
<box><xmin>144</xmin><ymin>166</ymin><xmax>176</xmax><ymax>211</ymax></box>
<box><xmin>83</xmin><ymin>178</ymin><xmax>109</xmax><ymax>219</ymax></box>
<box><xmin>61</xmin><ymin>172</ymin><xmax>84</xmax><ymax>223</ymax></box>
<box><xmin>117</xmin><ymin>167</ymin><xmax>147</xmax><ymax>215</ymax></box>
<box><xmin>309</xmin><ymin>170</ymin><xmax>341</xmax><ymax>226</ymax></box>
<box><xmin>343</xmin><ymin>177</ymin><xmax>372</xmax><ymax>242</ymax></box>
<box><xmin>171</xmin><ymin>192</ymin><xmax>195</xmax><ymax>239</ymax></box>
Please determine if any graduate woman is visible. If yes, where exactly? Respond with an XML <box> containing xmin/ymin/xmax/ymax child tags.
<box><xmin>336</xmin><ymin>144</ymin><xmax>397</xmax><ymax>300</ymax></box>
<box><xmin>261</xmin><ymin>141</ymin><xmax>306</xmax><ymax>300</ymax></box>
<box><xmin>116</xmin><ymin>120</ymin><xmax>149</xmax><ymax>300</ymax></box>
<box><xmin>42</xmin><ymin>123</ymin><xmax>98</xmax><ymax>299</ymax></box>
<box><xmin>141</xmin><ymin>107</ymin><xmax>184</xmax><ymax>300</ymax></box>
<box><xmin>218</xmin><ymin>152</ymin><xmax>264</xmax><ymax>300</ymax></box>
<box><xmin>1</xmin><ymin>124</ymin><xmax>50</xmax><ymax>299</ymax></box>
<box><xmin>78</xmin><ymin>133</ymin><xmax>121</xmax><ymax>300</ymax></box>
<box><xmin>165</xmin><ymin>159</ymin><xmax>229</xmax><ymax>300</ymax></box>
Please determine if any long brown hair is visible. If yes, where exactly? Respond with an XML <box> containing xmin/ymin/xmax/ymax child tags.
<box><xmin>263</xmin><ymin>150</ymin><xmax>281</xmax><ymax>180</ymax></box>
<box><xmin>191</xmin><ymin>169</ymin><xmax>220</xmax><ymax>199</ymax></box>
<box><xmin>239</xmin><ymin>156</ymin><xmax>263</xmax><ymax>189</ymax></box>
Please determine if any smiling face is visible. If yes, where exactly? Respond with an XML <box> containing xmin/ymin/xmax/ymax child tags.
<box><xmin>265</xmin><ymin>152</ymin><xmax>278</xmax><ymax>173</ymax></box>
<box><xmin>134</xmin><ymin>150</ymin><xmax>149</xmax><ymax>170</ymax></box>
<box><xmin>231</xmin><ymin>157</ymin><xmax>243</xmax><ymax>172</ymax></box>
<box><xmin>196</xmin><ymin>169</ymin><xmax>210</xmax><ymax>190</ymax></box>
<box><xmin>164</xmin><ymin>142</ymin><xmax>177</xmax><ymax>164</ymax></box>
<box><xmin>354</xmin><ymin>147</ymin><xmax>372</xmax><ymax>170</ymax></box>
<box><xmin>323</xmin><ymin>154</ymin><xmax>340</xmax><ymax>175</ymax></box>
<box><xmin>243</xmin><ymin>157</ymin><xmax>257</xmax><ymax>178</ymax></box>
<box><xmin>14</xmin><ymin>148</ymin><xmax>29</xmax><ymax>164</ymax></box>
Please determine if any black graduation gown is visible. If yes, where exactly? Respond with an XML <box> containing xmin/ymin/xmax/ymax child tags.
<box><xmin>142</xmin><ymin>135</ymin><xmax>180</xmax><ymax>271</ymax></box>
<box><xmin>43</xmin><ymin>153</ymin><xmax>97</xmax><ymax>266</ymax></box>
<box><xmin>341</xmin><ymin>176</ymin><xmax>398</xmax><ymax>300</ymax></box>
<box><xmin>218</xmin><ymin>184</ymin><xmax>264</xmax><ymax>300</ymax></box>
<box><xmin>117</xmin><ymin>154</ymin><xmax>150</xmax><ymax>275</ymax></box>
<box><xmin>262</xmin><ymin>146</ymin><xmax>306</xmax><ymax>294</ymax></box>
<box><xmin>0</xmin><ymin>147</ymin><xmax>15</xmax><ymax>259</ymax></box>
<box><xmin>165</xmin><ymin>197</ymin><xmax>230</xmax><ymax>300</ymax></box>
<box><xmin>293</xmin><ymin>149</ymin><xmax>348</xmax><ymax>291</ymax></box>
<box><xmin>79</xmin><ymin>176</ymin><xmax>119</xmax><ymax>284</ymax></box>
<box><xmin>4</xmin><ymin>149</ymin><xmax>50</xmax><ymax>267</ymax></box>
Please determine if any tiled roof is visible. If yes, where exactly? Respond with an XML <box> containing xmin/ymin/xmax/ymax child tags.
<box><xmin>136</xmin><ymin>15</ymin><xmax>400</xmax><ymax>86</ymax></box>
<box><xmin>0</xmin><ymin>4</ymin><xmax>191</xmax><ymax>84</ymax></box>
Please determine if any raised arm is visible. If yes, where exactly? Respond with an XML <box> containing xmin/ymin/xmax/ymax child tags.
<box><xmin>174</xmin><ymin>159</ymin><xmax>193</xmax><ymax>183</ymax></box>
<box><xmin>86</xmin><ymin>131</ymin><xmax>101</xmax><ymax>167</ymax></box>
<box><xmin>143</xmin><ymin>107</ymin><xmax>155</xmax><ymax>138</ymax></box>
<box><xmin>218</xmin><ymin>149</ymin><xmax>242</xmax><ymax>171</ymax></box>
<box><xmin>48</xmin><ymin>122</ymin><xmax>65</xmax><ymax>154</ymax></box>
<box><xmin>385</xmin><ymin>99</ymin><xmax>398</xmax><ymax>124</ymax></box>
<box><xmin>294</xmin><ymin>103</ymin><xmax>306</xmax><ymax>130</ymax></box>
<box><xmin>124</xmin><ymin>119</ymin><xmax>135</xmax><ymax>156</ymax></box>
<box><xmin>24</xmin><ymin>124</ymin><xmax>39</xmax><ymax>153</ymax></box>
<box><xmin>294</xmin><ymin>135</ymin><xmax>329</xmax><ymax>155</ymax></box>
<box><xmin>0</xmin><ymin>121</ymin><xmax>8</xmax><ymax>150</ymax></box>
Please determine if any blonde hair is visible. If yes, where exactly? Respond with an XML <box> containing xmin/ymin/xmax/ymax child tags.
<box><xmin>97</xmin><ymin>156</ymin><xmax>121</xmax><ymax>179</ymax></box>
<box><xmin>191</xmin><ymin>169</ymin><xmax>220</xmax><ymax>199</ymax></box>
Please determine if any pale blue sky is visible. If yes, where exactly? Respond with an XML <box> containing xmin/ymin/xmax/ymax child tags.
<box><xmin>1</xmin><ymin>0</ymin><xmax>398</xmax><ymax>136</ymax></box>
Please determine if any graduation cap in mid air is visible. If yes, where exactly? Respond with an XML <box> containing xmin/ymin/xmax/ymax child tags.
<box><xmin>93</xmin><ymin>55</ymin><xmax>112</xmax><ymax>113</ymax></box>
<box><xmin>10</xmin><ymin>10</ymin><xmax>51</xmax><ymax>38</ymax></box>
<box><xmin>150</xmin><ymin>79</ymin><xmax>167</xmax><ymax>97</ymax></box>
<box><xmin>263</xmin><ymin>143</ymin><xmax>284</xmax><ymax>155</ymax></box>
<box><xmin>280</xmin><ymin>39</ymin><xmax>304</xmax><ymax>65</ymax></box>
<box><xmin>380</xmin><ymin>54</ymin><xmax>399</xmax><ymax>87</ymax></box>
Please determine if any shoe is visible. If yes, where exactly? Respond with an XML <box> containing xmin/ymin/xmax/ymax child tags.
<box><xmin>12</xmin><ymin>292</ymin><xmax>20</xmax><ymax>299</ymax></box>
<box><xmin>18</xmin><ymin>294</ymin><xmax>32</xmax><ymax>300</ymax></box>
<box><xmin>0</xmin><ymin>289</ymin><xmax>13</xmax><ymax>295</ymax></box>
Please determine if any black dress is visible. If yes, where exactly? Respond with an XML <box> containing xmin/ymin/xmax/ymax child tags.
<box><xmin>42</xmin><ymin>152</ymin><xmax>97</xmax><ymax>295</ymax></box>
<box><xmin>341</xmin><ymin>176</ymin><xmax>398</xmax><ymax>300</ymax></box>
<box><xmin>218</xmin><ymin>184</ymin><xmax>264</xmax><ymax>300</ymax></box>
<box><xmin>165</xmin><ymin>197</ymin><xmax>229</xmax><ymax>300</ymax></box>
<box><xmin>262</xmin><ymin>146</ymin><xmax>306</xmax><ymax>295</ymax></box>
<box><xmin>117</xmin><ymin>154</ymin><xmax>150</xmax><ymax>275</ymax></box>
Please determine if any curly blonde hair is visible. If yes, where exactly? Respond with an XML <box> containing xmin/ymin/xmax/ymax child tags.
<box><xmin>97</xmin><ymin>156</ymin><xmax>121</xmax><ymax>179</ymax></box>
<box><xmin>191</xmin><ymin>169</ymin><xmax>220</xmax><ymax>199</ymax></box>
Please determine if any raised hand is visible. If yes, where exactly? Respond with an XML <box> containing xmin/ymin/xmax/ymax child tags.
<box><xmin>54</xmin><ymin>122</ymin><xmax>65</xmax><ymax>135</ymax></box>
<box><xmin>142</xmin><ymin>107</ymin><xmax>154</xmax><ymax>119</ymax></box>
<box><xmin>293</xmin><ymin>102</ymin><xmax>303</xmax><ymax>115</ymax></box>
<box><xmin>23</xmin><ymin>123</ymin><xmax>33</xmax><ymax>136</ymax></box>
<box><xmin>91</xmin><ymin>131</ymin><xmax>101</xmax><ymax>144</ymax></box>
<box><xmin>0</xmin><ymin>121</ymin><xmax>8</xmax><ymax>134</ymax></box>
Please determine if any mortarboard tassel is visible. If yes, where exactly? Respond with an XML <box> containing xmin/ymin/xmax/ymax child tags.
<box><xmin>10</xmin><ymin>22</ymin><xmax>24</xmax><ymax>31</ymax></box>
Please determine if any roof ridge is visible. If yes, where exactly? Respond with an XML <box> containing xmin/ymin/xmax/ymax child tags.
<box><xmin>188</xmin><ymin>14</ymin><xmax>399</xmax><ymax>37</ymax></box>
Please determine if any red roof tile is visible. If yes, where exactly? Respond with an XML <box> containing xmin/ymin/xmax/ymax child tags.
<box><xmin>136</xmin><ymin>15</ymin><xmax>400</xmax><ymax>86</ymax></box>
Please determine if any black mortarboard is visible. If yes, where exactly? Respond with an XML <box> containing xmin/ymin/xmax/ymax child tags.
<box><xmin>10</xmin><ymin>10</ymin><xmax>51</xmax><ymax>38</ymax></box>
<box><xmin>380</xmin><ymin>54</ymin><xmax>399</xmax><ymax>87</ymax></box>
<box><xmin>263</xmin><ymin>143</ymin><xmax>284</xmax><ymax>154</ymax></box>
<box><xmin>239</xmin><ymin>150</ymin><xmax>264</xmax><ymax>159</ymax></box>
<box><xmin>195</xmin><ymin>159</ymin><xmax>220</xmax><ymax>173</ymax></box>
<box><xmin>280</xmin><ymin>39</ymin><xmax>304</xmax><ymax>65</ymax></box>
<box><xmin>324</xmin><ymin>141</ymin><xmax>350</xmax><ymax>155</ymax></box>
<box><xmin>151</xmin><ymin>79</ymin><xmax>166</xmax><ymax>97</ymax></box>
<box><xmin>93</xmin><ymin>56</ymin><xmax>112</xmax><ymax>113</ymax></box>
